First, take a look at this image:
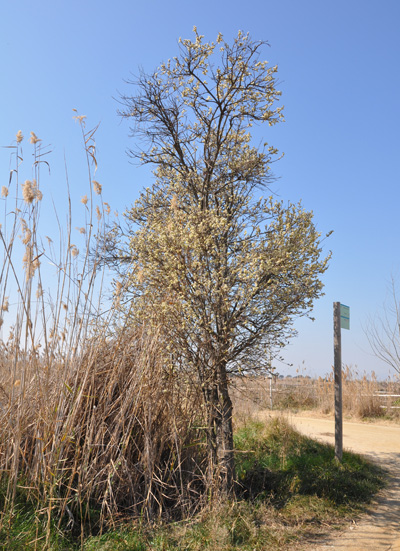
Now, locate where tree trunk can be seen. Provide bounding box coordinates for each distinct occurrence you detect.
[217,366,235,495]
[203,365,235,498]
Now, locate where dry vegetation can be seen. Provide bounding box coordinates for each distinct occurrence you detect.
[0,125,388,550]
[231,367,400,421]
[0,124,212,546]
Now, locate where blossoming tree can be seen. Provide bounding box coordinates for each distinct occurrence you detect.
[116,29,329,495]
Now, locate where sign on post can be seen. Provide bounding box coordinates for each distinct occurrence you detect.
[340,304,350,330]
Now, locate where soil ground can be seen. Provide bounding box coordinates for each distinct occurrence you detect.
[260,411,400,550]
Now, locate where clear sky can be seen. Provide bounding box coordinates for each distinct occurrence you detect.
[1,0,399,379]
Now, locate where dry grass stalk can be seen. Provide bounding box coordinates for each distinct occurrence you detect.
[0,122,209,545]
[231,367,400,420]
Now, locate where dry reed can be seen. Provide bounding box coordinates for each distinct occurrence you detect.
[231,367,400,421]
[0,121,208,546]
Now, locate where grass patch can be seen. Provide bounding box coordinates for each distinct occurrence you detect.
[0,486,77,551]
[234,417,385,506]
[0,418,386,550]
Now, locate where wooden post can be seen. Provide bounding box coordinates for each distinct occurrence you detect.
[333,302,343,462]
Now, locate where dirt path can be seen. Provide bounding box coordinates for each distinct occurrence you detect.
[261,412,400,550]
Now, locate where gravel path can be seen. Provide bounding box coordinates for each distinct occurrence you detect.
[262,412,400,551]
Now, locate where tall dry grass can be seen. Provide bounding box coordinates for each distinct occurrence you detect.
[0,121,207,545]
[315,365,400,418]
[231,367,400,420]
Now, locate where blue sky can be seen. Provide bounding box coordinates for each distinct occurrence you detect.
[1,0,399,378]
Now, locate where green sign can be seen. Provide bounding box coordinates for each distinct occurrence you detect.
[340,304,350,330]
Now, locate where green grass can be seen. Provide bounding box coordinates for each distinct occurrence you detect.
[234,417,384,506]
[0,417,386,550]
[0,491,75,551]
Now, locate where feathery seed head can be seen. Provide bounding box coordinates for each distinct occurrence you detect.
[73,114,86,124]
[1,186,9,198]
[22,179,42,204]
[93,180,102,195]
[16,130,24,143]
[22,228,32,245]
[70,245,79,257]
[23,244,39,281]
[30,132,40,144]
[22,180,35,204]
